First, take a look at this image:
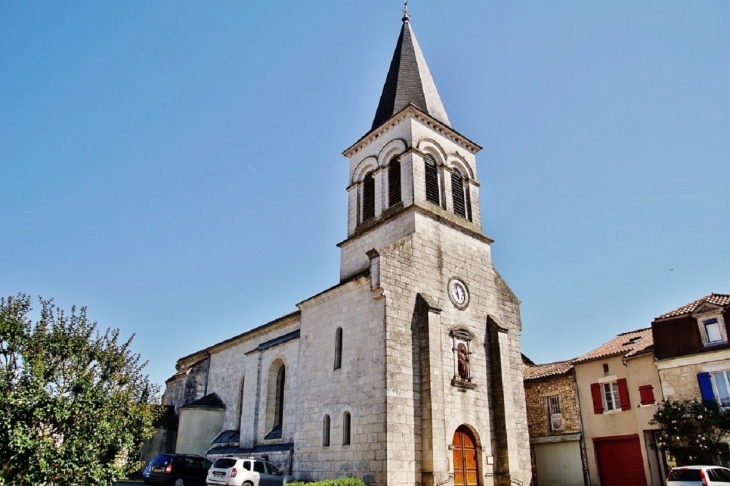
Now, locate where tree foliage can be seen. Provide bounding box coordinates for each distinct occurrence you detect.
[650,398,730,466]
[0,294,161,486]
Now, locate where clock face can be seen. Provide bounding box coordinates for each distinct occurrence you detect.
[449,279,469,308]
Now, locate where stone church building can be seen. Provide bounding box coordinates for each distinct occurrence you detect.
[162,13,531,486]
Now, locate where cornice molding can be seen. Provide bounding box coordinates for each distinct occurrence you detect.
[343,105,481,158]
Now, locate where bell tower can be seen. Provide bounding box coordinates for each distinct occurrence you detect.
[336,11,532,486]
[339,12,487,281]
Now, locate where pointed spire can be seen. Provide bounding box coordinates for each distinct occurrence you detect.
[371,12,451,131]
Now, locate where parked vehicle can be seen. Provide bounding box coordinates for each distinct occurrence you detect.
[143,453,213,486]
[666,466,730,485]
[206,457,292,486]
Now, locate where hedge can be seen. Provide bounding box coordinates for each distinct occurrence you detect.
[287,478,367,486]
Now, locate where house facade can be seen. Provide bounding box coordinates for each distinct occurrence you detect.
[160,13,531,486]
[652,293,730,407]
[573,329,664,486]
[523,358,587,486]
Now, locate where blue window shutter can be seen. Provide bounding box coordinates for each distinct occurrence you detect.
[698,372,715,404]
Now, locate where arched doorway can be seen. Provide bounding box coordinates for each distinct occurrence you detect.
[452,425,480,486]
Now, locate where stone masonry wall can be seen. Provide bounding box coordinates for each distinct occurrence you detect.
[294,275,387,485]
[205,316,300,444]
[658,354,730,401]
[377,212,531,486]
[524,373,581,438]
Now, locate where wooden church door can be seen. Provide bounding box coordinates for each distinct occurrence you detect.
[452,425,480,486]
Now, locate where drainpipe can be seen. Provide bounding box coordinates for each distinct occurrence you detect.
[572,368,591,486]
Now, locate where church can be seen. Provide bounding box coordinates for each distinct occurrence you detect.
[161,11,531,486]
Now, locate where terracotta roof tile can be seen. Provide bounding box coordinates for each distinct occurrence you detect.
[574,328,653,364]
[523,360,574,381]
[655,293,730,320]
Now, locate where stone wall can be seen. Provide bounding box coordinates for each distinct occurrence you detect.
[524,373,581,438]
[377,212,531,486]
[294,275,387,485]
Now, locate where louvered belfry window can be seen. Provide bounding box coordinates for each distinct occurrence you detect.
[452,170,467,219]
[388,159,401,208]
[424,156,440,205]
[362,173,375,222]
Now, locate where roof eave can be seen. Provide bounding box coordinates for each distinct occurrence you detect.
[343,104,481,159]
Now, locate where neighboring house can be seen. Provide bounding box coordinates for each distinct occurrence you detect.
[573,328,664,486]
[158,13,532,486]
[652,293,730,406]
[523,357,587,486]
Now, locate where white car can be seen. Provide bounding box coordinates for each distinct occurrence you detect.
[206,457,292,486]
[666,465,730,485]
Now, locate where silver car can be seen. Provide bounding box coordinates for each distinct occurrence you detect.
[206,457,292,486]
[666,466,730,485]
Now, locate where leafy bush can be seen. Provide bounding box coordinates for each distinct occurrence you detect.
[287,478,367,486]
[0,294,161,486]
[650,398,730,465]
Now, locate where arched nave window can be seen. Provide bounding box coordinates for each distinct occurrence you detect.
[323,415,331,447]
[236,377,245,429]
[274,366,285,430]
[265,361,286,439]
[343,411,351,446]
[334,327,343,370]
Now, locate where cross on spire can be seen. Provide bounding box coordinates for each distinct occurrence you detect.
[402,0,410,22]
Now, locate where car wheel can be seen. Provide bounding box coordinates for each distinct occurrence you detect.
[244,481,254,486]
[174,478,185,486]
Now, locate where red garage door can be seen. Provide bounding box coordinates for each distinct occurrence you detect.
[595,435,646,486]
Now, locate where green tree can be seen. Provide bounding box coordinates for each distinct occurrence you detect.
[650,398,730,465]
[0,294,161,486]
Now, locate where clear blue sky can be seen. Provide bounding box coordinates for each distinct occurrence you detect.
[1,1,728,388]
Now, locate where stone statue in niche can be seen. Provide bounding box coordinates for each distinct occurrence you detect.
[450,328,476,390]
[457,343,469,380]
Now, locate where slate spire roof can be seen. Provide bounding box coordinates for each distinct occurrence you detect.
[371,14,451,131]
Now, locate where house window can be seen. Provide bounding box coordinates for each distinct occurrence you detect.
[699,371,730,408]
[639,385,655,405]
[603,382,621,411]
[362,172,375,223]
[343,412,351,446]
[712,371,730,408]
[698,315,727,346]
[388,159,401,208]
[323,415,330,447]
[424,155,441,206]
[590,378,630,414]
[334,327,342,370]
[547,395,563,432]
[451,170,471,220]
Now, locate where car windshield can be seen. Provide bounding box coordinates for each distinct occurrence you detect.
[668,469,701,481]
[213,458,237,469]
[709,468,730,481]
